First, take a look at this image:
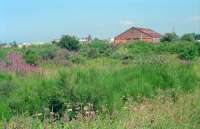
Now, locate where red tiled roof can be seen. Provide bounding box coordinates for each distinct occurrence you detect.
[134,27,161,38]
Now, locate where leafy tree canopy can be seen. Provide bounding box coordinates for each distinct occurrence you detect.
[181,33,195,42]
[161,32,178,42]
[58,35,80,51]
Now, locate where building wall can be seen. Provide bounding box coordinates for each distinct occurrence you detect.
[143,38,153,42]
[114,39,127,44]
[153,38,160,43]
[114,29,153,44]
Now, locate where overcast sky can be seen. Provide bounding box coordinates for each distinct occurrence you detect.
[0,0,200,42]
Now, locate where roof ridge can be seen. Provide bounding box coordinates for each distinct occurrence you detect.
[115,27,161,39]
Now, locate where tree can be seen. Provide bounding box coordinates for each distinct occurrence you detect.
[10,41,18,47]
[181,33,195,41]
[160,32,178,42]
[195,34,200,40]
[51,40,57,44]
[58,35,80,51]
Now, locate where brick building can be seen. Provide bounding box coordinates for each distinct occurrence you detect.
[114,27,161,44]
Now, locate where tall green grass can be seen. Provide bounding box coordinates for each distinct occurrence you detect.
[0,41,200,123]
[0,60,198,119]
[2,87,200,129]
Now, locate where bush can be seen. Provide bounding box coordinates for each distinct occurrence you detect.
[127,41,155,53]
[80,40,112,58]
[111,42,156,61]
[58,35,80,51]
[0,81,13,97]
[10,41,18,48]
[161,32,178,42]
[23,50,38,65]
[181,33,195,42]
[0,74,13,98]
[0,101,11,120]
[67,54,85,64]
[195,34,200,40]
[155,42,179,53]
[48,95,64,114]
[40,49,56,60]
[179,43,199,60]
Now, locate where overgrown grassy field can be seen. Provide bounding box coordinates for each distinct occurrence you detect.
[0,41,200,128]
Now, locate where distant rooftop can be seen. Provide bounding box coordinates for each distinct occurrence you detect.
[133,27,161,38]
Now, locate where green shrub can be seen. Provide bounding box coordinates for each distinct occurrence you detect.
[87,48,98,58]
[178,42,199,60]
[0,81,13,97]
[181,33,195,42]
[23,49,38,65]
[156,41,199,59]
[48,95,64,114]
[127,41,155,53]
[0,74,13,98]
[81,40,112,58]
[40,49,56,60]
[58,35,80,51]
[155,42,181,53]
[0,101,11,120]
[67,54,85,64]
[195,34,200,40]
[161,32,179,42]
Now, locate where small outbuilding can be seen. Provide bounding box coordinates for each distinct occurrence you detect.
[114,27,161,44]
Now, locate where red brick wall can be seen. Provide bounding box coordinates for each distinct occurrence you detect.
[114,39,127,44]
[143,38,153,42]
[114,28,153,44]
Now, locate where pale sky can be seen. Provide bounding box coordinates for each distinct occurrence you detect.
[0,0,200,42]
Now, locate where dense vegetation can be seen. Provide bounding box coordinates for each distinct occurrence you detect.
[0,39,200,128]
